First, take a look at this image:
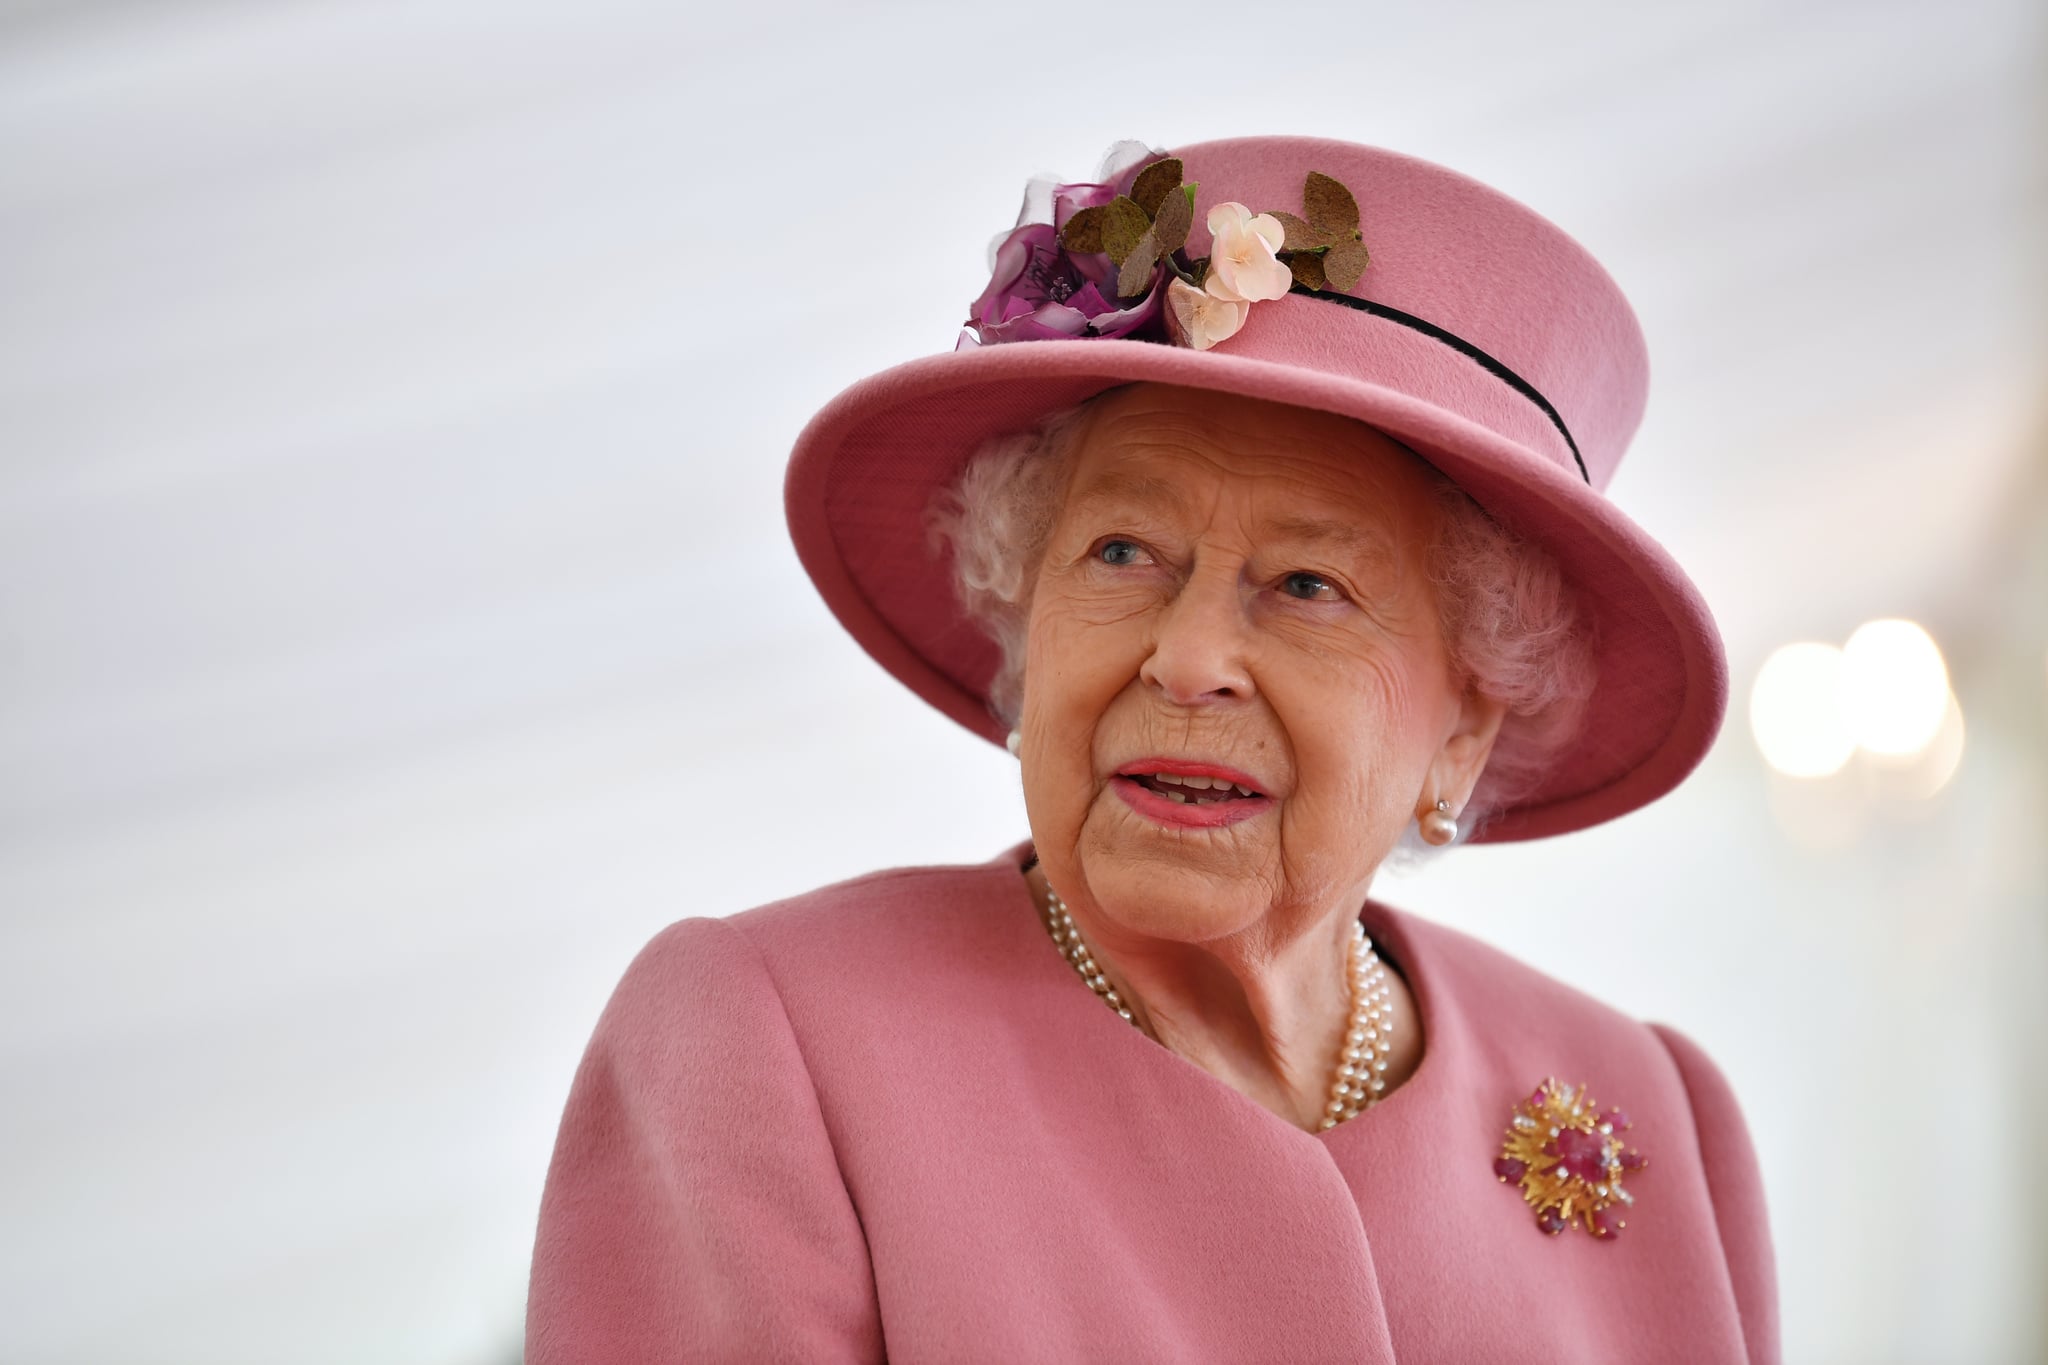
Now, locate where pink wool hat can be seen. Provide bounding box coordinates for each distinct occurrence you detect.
[783,135,1728,843]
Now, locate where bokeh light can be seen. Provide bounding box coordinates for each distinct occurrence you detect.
[1750,642,1858,778]
[1866,687,1968,803]
[1840,618,1951,756]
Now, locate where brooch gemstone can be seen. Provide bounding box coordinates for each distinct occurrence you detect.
[1494,1078,1646,1240]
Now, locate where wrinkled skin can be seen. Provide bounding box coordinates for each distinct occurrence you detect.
[1015,382,1508,1132]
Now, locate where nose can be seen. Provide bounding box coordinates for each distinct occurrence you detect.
[1138,562,1256,707]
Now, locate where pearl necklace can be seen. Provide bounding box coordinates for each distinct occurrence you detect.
[1039,882,1396,1129]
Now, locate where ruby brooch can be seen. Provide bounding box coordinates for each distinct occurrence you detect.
[1493,1078,1647,1240]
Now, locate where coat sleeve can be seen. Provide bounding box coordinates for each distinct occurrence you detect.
[525,915,886,1364]
[1650,1022,1781,1365]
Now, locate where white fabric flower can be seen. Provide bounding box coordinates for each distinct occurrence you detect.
[1203,202,1292,303]
[1166,277,1251,350]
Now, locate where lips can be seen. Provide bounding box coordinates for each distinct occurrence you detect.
[1111,758,1274,829]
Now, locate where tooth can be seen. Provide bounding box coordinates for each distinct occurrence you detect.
[1182,775,1216,790]
[1233,783,1253,796]
[1166,790,1189,804]
[1153,773,1185,787]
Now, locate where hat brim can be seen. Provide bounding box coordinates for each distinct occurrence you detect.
[785,335,1728,843]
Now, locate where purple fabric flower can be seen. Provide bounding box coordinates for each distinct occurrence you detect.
[958,180,1166,349]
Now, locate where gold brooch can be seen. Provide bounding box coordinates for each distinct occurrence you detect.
[1494,1078,1646,1239]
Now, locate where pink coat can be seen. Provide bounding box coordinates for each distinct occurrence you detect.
[526,840,1779,1363]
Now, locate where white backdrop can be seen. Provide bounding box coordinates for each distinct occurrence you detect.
[2,1,2044,1361]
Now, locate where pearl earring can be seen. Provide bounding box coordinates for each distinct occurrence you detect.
[1006,729,1023,757]
[1420,798,1458,846]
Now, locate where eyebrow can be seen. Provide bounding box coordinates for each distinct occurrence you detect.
[1070,476,1396,559]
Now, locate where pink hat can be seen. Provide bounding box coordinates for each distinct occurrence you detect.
[784,135,1728,843]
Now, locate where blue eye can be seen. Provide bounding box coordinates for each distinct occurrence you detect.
[1098,539,1143,566]
[1283,571,1337,600]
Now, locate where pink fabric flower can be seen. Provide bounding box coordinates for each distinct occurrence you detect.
[1203,202,1291,304]
[1165,277,1251,351]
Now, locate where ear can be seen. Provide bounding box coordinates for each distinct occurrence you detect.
[1420,683,1510,817]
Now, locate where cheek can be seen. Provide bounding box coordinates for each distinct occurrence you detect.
[1017,584,1153,818]
[1278,641,1444,819]
[1023,584,1146,718]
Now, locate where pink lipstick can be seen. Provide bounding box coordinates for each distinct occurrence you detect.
[1110,758,1274,830]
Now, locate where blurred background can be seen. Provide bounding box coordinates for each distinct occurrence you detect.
[2,0,2043,1361]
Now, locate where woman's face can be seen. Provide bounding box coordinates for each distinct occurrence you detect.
[1018,382,1497,940]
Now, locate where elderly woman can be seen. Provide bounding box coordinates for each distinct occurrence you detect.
[525,136,1778,1363]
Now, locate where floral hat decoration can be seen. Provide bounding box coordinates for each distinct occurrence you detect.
[963,139,1372,353]
[783,136,1730,842]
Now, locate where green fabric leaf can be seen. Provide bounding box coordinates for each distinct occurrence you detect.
[1060,205,1107,254]
[1303,171,1360,236]
[1322,238,1370,292]
[1150,180,1192,254]
[1117,229,1161,297]
[1129,158,1184,217]
[1269,211,1335,251]
[1286,251,1328,291]
[1101,195,1151,264]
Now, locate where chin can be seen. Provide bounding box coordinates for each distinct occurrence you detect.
[1081,837,1274,933]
